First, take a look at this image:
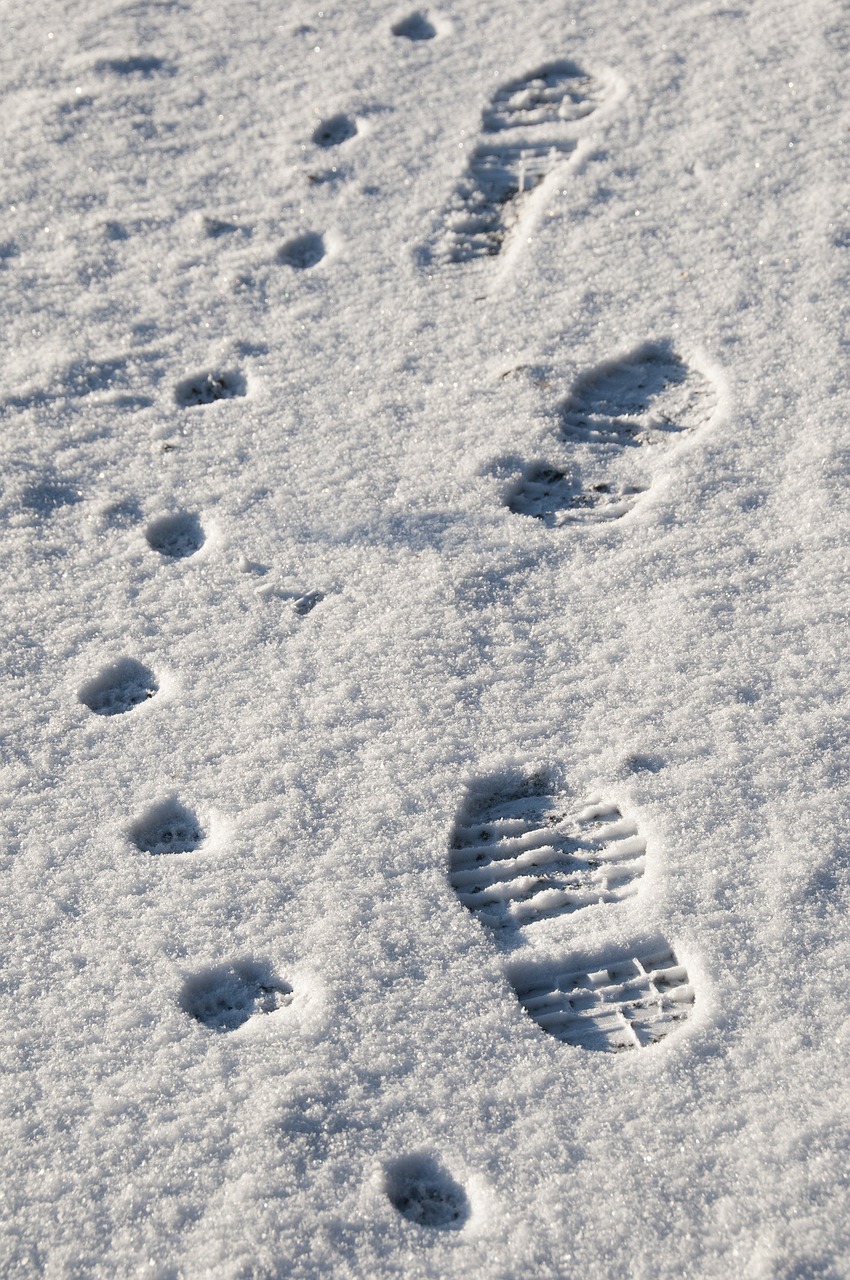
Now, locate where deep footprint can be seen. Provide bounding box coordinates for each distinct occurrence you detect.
[511,945,695,1051]
[146,512,205,558]
[79,658,158,716]
[130,797,205,855]
[430,61,609,266]
[508,342,718,524]
[449,771,645,931]
[182,961,293,1031]
[385,1155,470,1229]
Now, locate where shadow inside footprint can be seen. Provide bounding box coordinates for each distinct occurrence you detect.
[174,370,246,407]
[79,658,158,716]
[130,797,205,855]
[312,114,357,147]
[385,1155,469,1229]
[391,11,437,39]
[277,233,326,269]
[146,512,205,558]
[509,944,695,1051]
[182,960,293,1032]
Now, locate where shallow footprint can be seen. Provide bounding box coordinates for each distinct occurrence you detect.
[130,797,205,855]
[508,342,718,524]
[430,60,611,267]
[510,944,695,1052]
[79,658,158,716]
[175,369,246,407]
[278,232,325,269]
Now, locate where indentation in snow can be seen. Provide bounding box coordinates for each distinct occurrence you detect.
[182,961,293,1032]
[145,512,205,559]
[130,797,205,855]
[385,1154,470,1229]
[79,658,158,717]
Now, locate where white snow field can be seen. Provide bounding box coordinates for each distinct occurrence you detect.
[1,0,849,1274]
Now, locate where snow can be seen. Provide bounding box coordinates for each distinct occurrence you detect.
[1,0,849,1275]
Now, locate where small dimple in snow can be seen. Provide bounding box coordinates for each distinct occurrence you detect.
[182,961,293,1032]
[312,114,357,147]
[79,658,158,717]
[145,512,205,559]
[174,369,246,407]
[385,1155,470,1229]
[277,232,325,269]
[130,798,205,855]
[391,12,437,40]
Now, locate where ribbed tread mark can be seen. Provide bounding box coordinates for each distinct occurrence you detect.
[431,60,608,266]
[449,780,645,931]
[439,141,576,265]
[483,62,606,131]
[513,947,695,1051]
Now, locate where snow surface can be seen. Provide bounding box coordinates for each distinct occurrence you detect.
[1,0,850,1275]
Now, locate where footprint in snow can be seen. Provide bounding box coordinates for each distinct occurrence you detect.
[146,511,205,558]
[427,60,613,267]
[79,658,158,717]
[312,114,357,148]
[511,945,694,1052]
[507,341,718,524]
[182,961,293,1032]
[174,369,246,407]
[277,232,326,270]
[130,797,205,855]
[391,11,438,40]
[449,767,694,1051]
[385,1154,470,1229]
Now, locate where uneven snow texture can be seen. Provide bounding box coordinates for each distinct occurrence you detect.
[1,0,850,1276]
